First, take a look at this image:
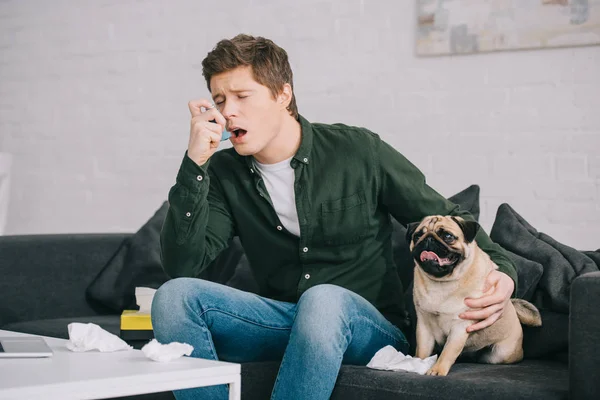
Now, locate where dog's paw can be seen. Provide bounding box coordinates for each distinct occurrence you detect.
[425,363,450,376]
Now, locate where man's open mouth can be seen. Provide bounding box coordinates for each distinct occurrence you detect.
[229,127,248,138]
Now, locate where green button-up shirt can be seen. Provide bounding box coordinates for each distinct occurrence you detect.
[161,115,518,330]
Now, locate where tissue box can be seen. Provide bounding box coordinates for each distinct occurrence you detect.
[120,310,154,341]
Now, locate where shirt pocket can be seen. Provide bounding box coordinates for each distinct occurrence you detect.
[321,190,369,246]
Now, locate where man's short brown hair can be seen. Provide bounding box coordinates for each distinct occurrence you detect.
[202,34,298,119]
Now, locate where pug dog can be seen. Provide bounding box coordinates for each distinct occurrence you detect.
[407,215,541,376]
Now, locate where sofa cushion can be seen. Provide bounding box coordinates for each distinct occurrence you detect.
[0,234,128,326]
[241,359,567,400]
[522,310,569,359]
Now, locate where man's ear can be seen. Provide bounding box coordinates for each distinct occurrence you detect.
[405,222,421,244]
[278,83,293,109]
[451,217,480,243]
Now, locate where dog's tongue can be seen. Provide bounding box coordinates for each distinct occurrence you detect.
[420,251,452,266]
[420,251,440,263]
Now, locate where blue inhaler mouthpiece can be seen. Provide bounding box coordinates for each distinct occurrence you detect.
[210,103,231,142]
[208,103,230,141]
[210,119,231,141]
[221,129,231,141]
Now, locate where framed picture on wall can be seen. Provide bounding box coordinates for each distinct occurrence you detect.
[416,0,600,56]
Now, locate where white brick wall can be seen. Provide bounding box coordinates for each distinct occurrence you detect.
[1,0,599,250]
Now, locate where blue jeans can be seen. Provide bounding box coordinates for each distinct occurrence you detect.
[151,279,409,400]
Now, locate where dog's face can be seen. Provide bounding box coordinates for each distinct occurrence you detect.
[407,216,479,279]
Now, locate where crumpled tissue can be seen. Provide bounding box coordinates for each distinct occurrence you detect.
[367,345,438,375]
[141,339,194,362]
[66,322,132,352]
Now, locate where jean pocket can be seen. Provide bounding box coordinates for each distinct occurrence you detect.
[321,190,369,246]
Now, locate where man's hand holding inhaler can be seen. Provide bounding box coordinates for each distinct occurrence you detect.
[187,99,227,167]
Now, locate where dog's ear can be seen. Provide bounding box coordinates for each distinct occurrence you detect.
[405,222,421,244]
[451,217,480,243]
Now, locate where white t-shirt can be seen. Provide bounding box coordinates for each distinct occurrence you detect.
[253,157,300,237]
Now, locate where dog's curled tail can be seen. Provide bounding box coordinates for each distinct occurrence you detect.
[511,299,542,327]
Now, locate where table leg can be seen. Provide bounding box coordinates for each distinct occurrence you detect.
[229,375,241,400]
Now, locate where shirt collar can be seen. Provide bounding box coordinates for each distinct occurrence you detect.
[293,114,313,166]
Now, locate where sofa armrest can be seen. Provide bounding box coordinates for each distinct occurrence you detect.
[0,233,130,326]
[569,271,600,400]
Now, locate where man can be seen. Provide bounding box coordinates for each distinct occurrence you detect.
[152,34,518,400]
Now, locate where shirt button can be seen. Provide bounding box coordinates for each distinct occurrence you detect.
[185,212,191,217]
[303,247,308,253]
[305,274,310,279]
[277,225,283,231]
[196,175,203,181]
[303,157,308,162]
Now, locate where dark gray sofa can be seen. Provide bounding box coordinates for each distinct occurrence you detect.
[1,232,599,400]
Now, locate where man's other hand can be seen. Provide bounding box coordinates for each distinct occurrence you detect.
[459,270,514,333]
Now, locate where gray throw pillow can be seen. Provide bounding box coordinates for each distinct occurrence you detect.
[490,203,599,360]
[502,250,543,302]
[86,202,170,312]
[86,202,248,312]
[583,250,600,268]
[490,203,598,314]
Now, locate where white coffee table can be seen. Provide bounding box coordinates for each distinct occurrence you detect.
[0,330,241,400]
